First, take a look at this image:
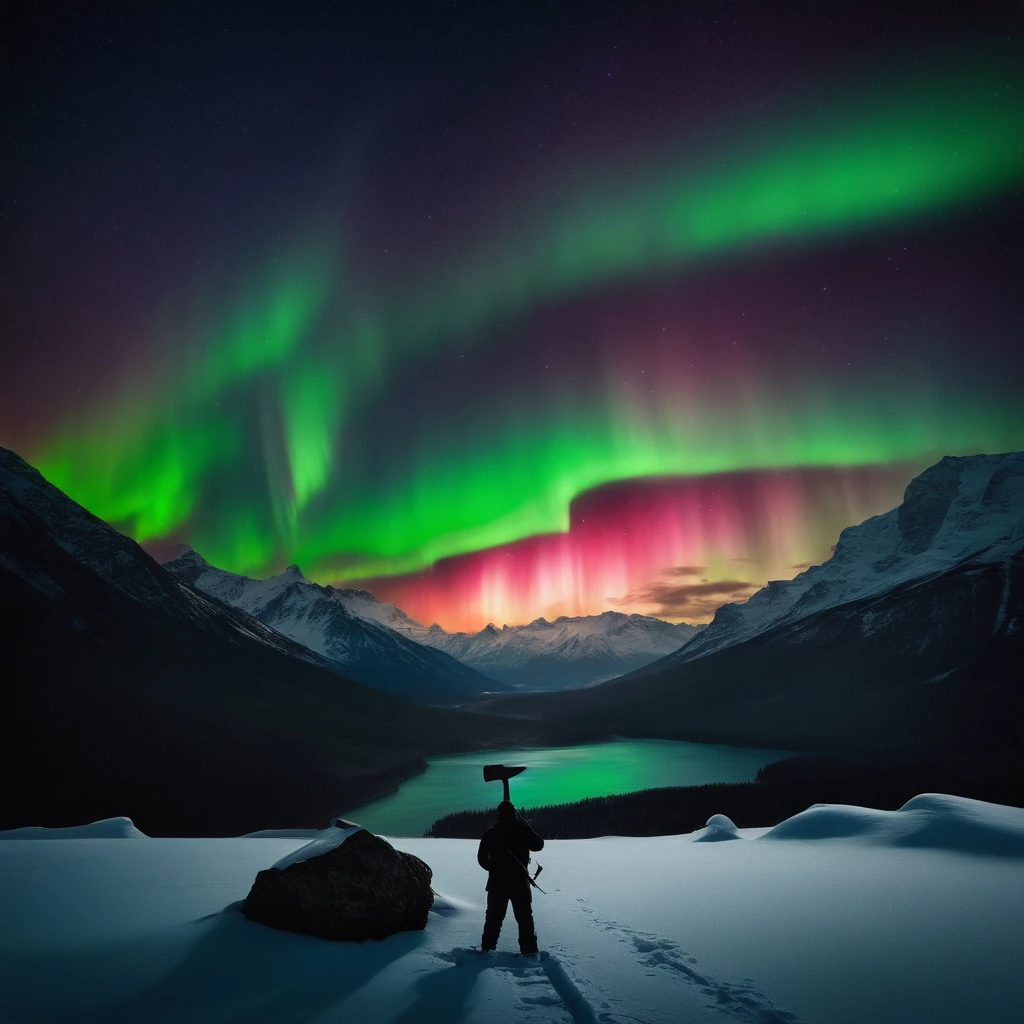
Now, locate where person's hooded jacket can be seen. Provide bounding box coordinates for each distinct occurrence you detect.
[477,802,544,891]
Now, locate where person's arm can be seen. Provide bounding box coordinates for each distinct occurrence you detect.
[477,831,492,871]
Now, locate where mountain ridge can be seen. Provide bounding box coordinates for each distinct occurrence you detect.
[416,609,705,689]
[0,446,527,835]
[480,451,1023,755]
[628,452,1023,680]
[164,550,505,703]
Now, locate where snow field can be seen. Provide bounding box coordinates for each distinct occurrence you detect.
[1,796,1022,1023]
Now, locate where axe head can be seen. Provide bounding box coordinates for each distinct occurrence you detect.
[483,764,527,784]
[483,763,527,802]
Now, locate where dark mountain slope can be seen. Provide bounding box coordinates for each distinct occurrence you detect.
[483,559,1022,754]
[0,448,528,835]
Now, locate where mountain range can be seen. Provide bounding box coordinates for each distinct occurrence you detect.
[164,551,503,703]
[633,452,1024,677]
[161,555,704,691]
[0,446,526,835]
[482,452,1023,756]
[418,613,704,689]
[4,443,1020,833]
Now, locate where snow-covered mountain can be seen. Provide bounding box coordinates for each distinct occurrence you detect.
[331,589,419,634]
[315,588,703,689]
[165,551,504,702]
[418,612,704,689]
[0,446,330,664]
[0,445,526,835]
[487,452,1023,756]
[639,452,1024,676]
[331,588,425,635]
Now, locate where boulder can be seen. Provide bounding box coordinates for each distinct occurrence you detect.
[242,825,433,941]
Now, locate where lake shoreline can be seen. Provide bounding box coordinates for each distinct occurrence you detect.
[341,737,796,837]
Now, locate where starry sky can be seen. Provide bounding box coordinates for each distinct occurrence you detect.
[4,3,1023,630]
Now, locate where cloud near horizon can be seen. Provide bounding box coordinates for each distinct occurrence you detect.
[613,572,759,621]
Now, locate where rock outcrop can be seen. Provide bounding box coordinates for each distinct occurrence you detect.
[242,825,433,941]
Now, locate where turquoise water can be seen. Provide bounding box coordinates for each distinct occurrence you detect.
[342,738,793,836]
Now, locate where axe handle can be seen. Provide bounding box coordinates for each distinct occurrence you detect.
[508,851,546,894]
[502,778,510,802]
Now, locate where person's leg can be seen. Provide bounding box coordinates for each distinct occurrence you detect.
[510,887,538,954]
[481,889,509,950]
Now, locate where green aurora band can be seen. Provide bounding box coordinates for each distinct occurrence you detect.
[32,59,1024,581]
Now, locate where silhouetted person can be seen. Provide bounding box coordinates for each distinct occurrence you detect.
[477,800,544,954]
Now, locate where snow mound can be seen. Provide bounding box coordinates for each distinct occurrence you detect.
[270,822,363,870]
[692,813,741,842]
[240,828,322,839]
[0,816,148,840]
[763,794,1024,856]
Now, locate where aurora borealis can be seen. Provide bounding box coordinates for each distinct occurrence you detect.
[5,4,1023,630]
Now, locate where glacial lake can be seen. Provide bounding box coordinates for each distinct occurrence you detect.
[341,738,794,836]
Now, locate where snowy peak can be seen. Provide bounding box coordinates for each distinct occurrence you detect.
[163,552,502,701]
[417,609,704,689]
[330,587,426,634]
[1,446,182,612]
[0,446,355,668]
[162,548,213,585]
[651,451,1024,670]
[893,453,1023,560]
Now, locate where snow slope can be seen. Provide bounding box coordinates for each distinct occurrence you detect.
[0,447,326,663]
[2,795,1022,1024]
[332,588,426,635]
[165,551,503,702]
[645,452,1024,673]
[420,612,704,689]
[0,817,148,840]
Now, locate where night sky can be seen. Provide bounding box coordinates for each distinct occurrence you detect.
[4,3,1023,630]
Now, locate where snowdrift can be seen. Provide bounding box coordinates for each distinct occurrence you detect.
[691,813,742,842]
[763,793,1024,855]
[0,816,148,840]
[241,828,322,839]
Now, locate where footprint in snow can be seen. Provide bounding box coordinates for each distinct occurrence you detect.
[583,917,803,1023]
[446,948,617,1024]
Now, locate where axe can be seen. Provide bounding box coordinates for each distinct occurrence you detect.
[483,763,527,802]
